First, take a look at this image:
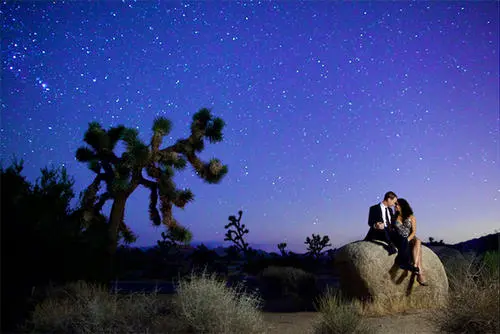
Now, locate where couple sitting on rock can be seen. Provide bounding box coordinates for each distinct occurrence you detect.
[365,191,428,286]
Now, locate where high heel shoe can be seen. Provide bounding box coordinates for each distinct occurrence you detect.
[416,271,428,286]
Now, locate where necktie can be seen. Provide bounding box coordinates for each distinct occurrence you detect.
[385,207,391,225]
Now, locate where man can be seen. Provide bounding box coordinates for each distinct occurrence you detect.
[364,191,417,272]
[365,191,399,254]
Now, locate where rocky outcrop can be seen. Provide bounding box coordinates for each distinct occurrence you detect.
[334,240,448,313]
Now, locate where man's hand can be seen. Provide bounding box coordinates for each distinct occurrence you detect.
[374,222,385,230]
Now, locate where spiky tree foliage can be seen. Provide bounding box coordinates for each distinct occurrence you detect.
[224,210,250,256]
[304,233,332,259]
[144,109,228,237]
[76,123,143,262]
[76,108,228,266]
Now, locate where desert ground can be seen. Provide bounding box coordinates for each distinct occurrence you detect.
[263,309,441,334]
[157,288,442,334]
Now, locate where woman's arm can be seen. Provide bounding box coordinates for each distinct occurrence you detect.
[408,215,417,241]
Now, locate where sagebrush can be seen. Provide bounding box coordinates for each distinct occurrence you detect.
[173,269,265,334]
[312,287,372,334]
[21,281,175,334]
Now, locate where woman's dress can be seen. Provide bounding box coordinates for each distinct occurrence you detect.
[395,217,413,239]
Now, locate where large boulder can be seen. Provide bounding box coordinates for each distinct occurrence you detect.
[334,240,448,314]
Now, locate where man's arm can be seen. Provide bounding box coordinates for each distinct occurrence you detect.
[368,205,385,230]
[368,206,378,227]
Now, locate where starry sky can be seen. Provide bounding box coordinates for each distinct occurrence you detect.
[1,1,499,253]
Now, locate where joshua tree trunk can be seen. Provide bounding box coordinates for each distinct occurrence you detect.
[107,195,127,279]
[109,196,127,256]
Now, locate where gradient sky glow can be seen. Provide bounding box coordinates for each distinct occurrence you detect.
[1,1,499,253]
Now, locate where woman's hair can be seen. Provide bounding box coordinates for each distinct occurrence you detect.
[397,198,414,221]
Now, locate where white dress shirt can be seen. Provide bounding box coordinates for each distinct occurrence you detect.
[379,202,391,227]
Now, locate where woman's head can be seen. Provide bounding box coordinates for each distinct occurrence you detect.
[395,198,413,219]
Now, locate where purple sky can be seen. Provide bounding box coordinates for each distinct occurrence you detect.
[1,1,498,253]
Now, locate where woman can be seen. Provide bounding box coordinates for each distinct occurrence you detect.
[394,198,428,286]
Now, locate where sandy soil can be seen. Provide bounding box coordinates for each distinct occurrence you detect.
[158,293,442,333]
[263,309,442,334]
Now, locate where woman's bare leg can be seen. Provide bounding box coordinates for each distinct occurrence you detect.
[411,238,419,266]
[415,238,427,282]
[414,238,421,268]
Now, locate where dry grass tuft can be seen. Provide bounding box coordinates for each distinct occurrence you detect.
[21,280,176,334]
[173,268,266,334]
[312,287,373,334]
[435,251,499,334]
[357,289,446,317]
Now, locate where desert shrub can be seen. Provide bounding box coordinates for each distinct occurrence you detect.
[189,244,221,271]
[437,251,499,333]
[243,253,273,275]
[258,266,319,310]
[312,287,372,334]
[482,250,499,279]
[22,281,174,334]
[173,269,265,334]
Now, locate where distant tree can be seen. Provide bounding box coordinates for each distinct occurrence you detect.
[156,228,190,256]
[304,234,332,259]
[76,108,228,273]
[427,237,445,246]
[0,159,109,331]
[188,243,220,271]
[277,242,288,256]
[225,245,243,262]
[224,210,250,256]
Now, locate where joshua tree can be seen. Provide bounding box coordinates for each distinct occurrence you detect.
[277,242,288,256]
[76,108,228,267]
[304,233,332,259]
[76,122,145,260]
[224,210,250,256]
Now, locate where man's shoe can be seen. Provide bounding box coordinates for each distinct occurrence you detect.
[387,243,398,255]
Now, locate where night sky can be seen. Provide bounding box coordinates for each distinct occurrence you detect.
[1,1,498,253]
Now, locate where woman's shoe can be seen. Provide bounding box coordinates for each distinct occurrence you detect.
[416,273,428,286]
[417,279,428,286]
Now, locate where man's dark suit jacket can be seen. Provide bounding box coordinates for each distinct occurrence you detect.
[364,203,411,266]
[364,203,394,242]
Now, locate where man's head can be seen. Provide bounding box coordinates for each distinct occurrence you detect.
[382,191,398,206]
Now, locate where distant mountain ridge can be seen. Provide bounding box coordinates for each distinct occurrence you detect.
[136,232,499,255]
[138,241,279,253]
[448,232,499,254]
